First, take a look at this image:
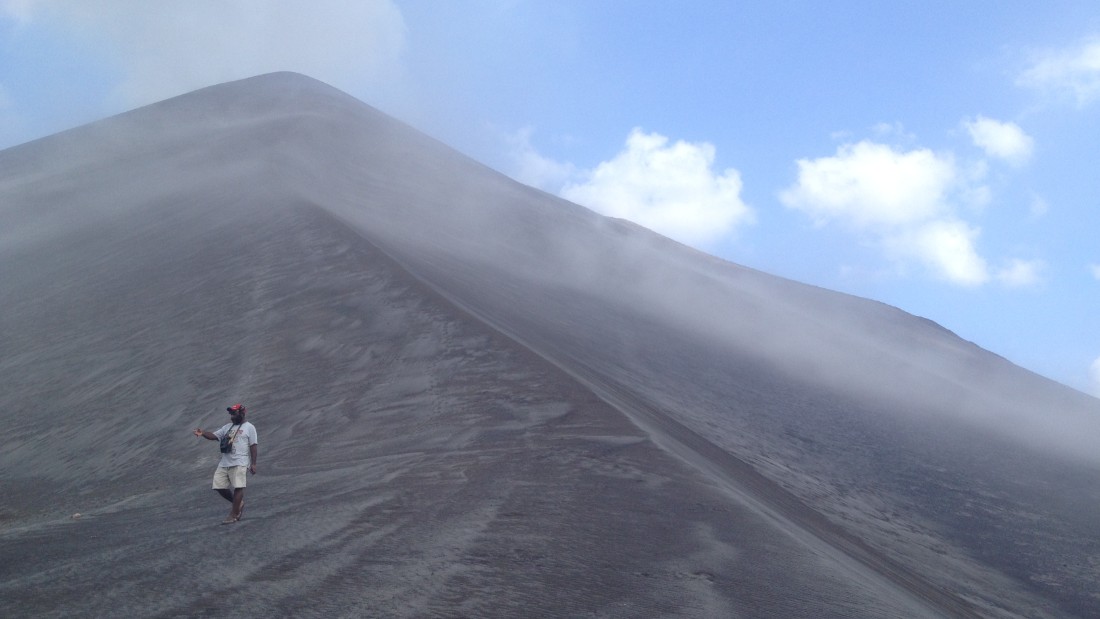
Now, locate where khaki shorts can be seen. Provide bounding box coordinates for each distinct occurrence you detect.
[212,466,248,489]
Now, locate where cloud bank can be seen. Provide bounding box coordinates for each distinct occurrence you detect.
[780,130,1046,289]
[780,140,995,286]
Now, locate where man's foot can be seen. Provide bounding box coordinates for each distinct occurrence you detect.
[221,517,238,525]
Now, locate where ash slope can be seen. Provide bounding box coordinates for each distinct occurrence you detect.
[1,72,1098,617]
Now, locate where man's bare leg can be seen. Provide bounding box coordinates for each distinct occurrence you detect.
[230,487,244,520]
[216,488,234,502]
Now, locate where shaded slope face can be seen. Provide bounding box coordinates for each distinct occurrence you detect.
[1,72,1098,617]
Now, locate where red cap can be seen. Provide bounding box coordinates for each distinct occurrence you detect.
[227,404,246,413]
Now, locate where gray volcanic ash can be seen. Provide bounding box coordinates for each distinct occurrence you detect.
[1,72,1098,618]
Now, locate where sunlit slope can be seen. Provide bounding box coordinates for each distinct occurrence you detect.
[2,72,1098,617]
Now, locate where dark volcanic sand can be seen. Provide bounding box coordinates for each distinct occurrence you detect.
[3,73,1099,618]
[0,203,935,617]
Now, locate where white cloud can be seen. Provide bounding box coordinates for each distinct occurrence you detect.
[964,116,1033,166]
[886,220,989,287]
[1018,38,1100,106]
[561,128,753,248]
[6,1,407,108]
[1090,357,1100,397]
[780,141,956,230]
[780,140,994,286]
[997,258,1044,288]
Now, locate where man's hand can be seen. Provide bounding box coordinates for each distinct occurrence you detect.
[249,464,257,475]
[193,428,203,437]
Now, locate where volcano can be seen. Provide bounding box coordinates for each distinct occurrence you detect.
[2,72,1098,618]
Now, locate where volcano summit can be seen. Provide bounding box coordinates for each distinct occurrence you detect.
[1,73,1098,618]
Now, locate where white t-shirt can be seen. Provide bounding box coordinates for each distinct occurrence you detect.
[214,421,258,468]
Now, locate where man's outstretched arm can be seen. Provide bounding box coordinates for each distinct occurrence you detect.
[194,428,218,440]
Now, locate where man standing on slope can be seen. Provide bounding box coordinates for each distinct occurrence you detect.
[194,404,258,524]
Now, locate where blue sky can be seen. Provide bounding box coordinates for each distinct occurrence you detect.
[2,1,1099,395]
